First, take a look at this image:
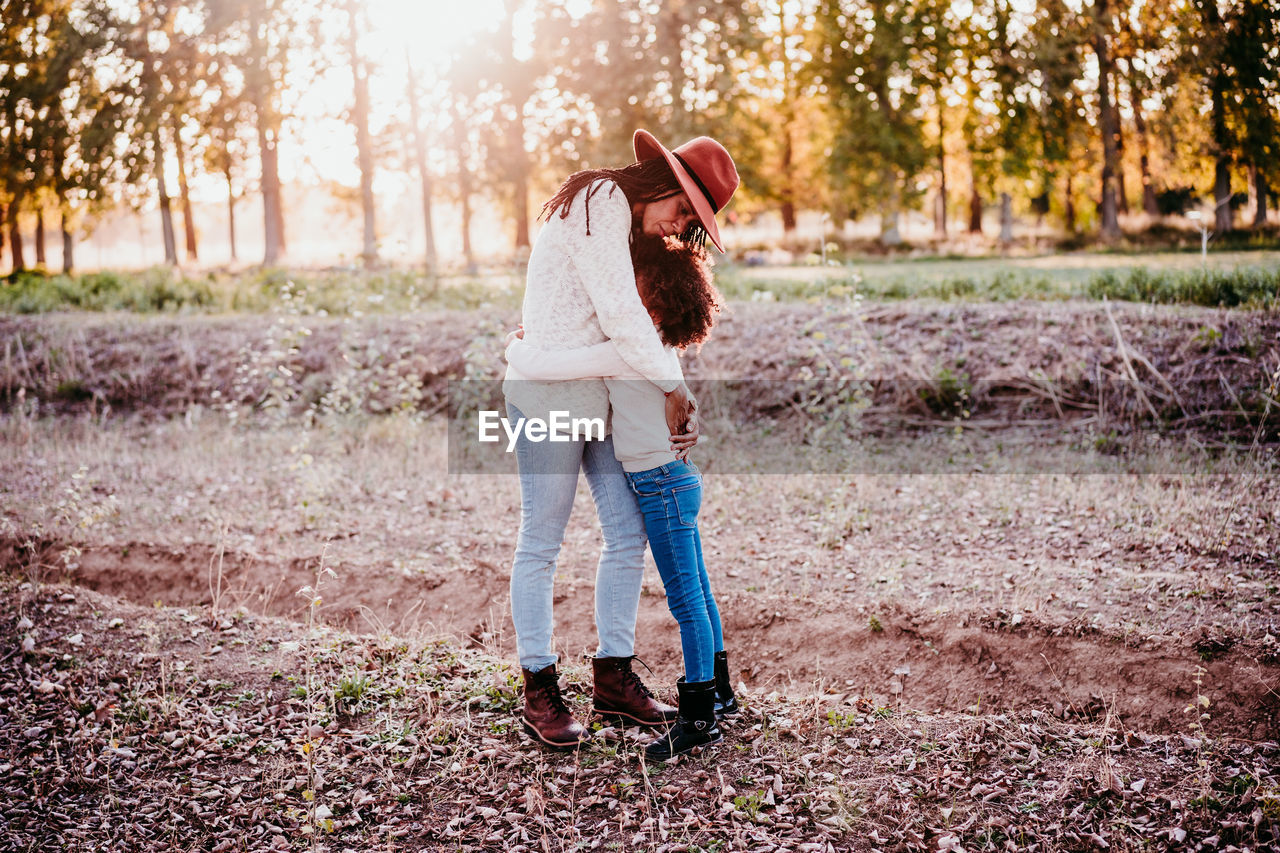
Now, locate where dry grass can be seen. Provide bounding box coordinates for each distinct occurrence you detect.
[3,577,1276,852]
[2,413,1276,641]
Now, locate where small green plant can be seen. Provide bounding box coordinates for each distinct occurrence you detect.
[334,673,372,712]
[732,790,767,821]
[826,709,858,732]
[868,614,884,633]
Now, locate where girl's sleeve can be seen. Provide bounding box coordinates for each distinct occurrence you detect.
[506,339,636,381]
[566,184,684,392]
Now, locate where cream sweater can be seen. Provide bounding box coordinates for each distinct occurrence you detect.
[506,339,681,473]
[502,180,682,428]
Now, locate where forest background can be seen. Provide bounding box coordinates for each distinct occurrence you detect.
[2,0,1279,277]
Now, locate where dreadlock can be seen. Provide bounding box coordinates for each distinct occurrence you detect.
[541,158,708,249]
[630,234,722,351]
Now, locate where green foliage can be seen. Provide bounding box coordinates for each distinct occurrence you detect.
[1085,266,1280,307]
[918,366,973,419]
[0,267,522,315]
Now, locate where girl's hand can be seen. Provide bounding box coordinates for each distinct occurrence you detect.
[668,386,700,457]
[504,325,525,349]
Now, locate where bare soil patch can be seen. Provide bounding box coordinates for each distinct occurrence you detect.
[6,535,1277,740]
[3,301,1277,438]
[4,577,1277,852]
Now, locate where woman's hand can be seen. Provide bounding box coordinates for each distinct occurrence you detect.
[665,384,700,458]
[504,325,525,351]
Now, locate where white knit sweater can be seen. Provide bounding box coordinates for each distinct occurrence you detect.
[506,338,681,472]
[503,180,682,428]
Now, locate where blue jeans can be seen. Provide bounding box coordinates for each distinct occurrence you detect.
[625,459,723,684]
[508,403,649,672]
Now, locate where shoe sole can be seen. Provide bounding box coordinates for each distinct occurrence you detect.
[644,733,724,762]
[593,707,676,729]
[521,720,589,751]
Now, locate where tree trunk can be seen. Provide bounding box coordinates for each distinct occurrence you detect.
[153,127,178,265]
[1093,0,1121,240]
[257,124,282,264]
[1120,56,1158,215]
[0,203,6,265]
[6,197,24,272]
[968,183,982,233]
[346,0,377,265]
[461,191,476,273]
[1065,170,1077,232]
[512,164,530,252]
[780,117,797,233]
[999,192,1014,243]
[60,209,74,274]
[1211,78,1233,234]
[249,4,284,265]
[173,120,198,260]
[449,96,477,273]
[224,164,238,263]
[34,208,46,266]
[880,173,903,246]
[405,53,437,276]
[1110,72,1128,215]
[1252,163,1269,227]
[1200,1,1233,234]
[777,5,798,236]
[935,104,947,238]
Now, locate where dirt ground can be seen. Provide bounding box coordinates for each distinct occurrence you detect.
[2,298,1278,850]
[2,298,1280,737]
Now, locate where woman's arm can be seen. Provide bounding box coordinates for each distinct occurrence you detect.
[567,184,684,392]
[505,338,639,382]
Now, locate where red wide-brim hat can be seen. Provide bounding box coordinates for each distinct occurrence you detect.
[633,129,739,252]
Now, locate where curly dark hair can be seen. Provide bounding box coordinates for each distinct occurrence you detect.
[541,159,709,248]
[630,235,722,350]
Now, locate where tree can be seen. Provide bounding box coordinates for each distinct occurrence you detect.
[208,0,308,265]
[202,86,252,262]
[1222,0,1280,228]
[813,0,928,244]
[344,0,377,264]
[907,0,964,238]
[0,0,45,271]
[44,1,129,273]
[1089,0,1122,240]
[404,54,438,275]
[446,0,544,253]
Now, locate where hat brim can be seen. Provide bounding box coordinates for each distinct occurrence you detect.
[633,129,725,252]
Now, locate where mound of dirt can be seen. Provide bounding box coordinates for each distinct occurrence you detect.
[4,576,1277,852]
[2,301,1276,437]
[8,537,1276,740]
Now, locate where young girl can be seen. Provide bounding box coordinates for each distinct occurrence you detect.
[505,234,737,761]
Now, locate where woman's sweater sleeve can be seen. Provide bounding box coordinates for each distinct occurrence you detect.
[506,339,636,381]
[567,184,684,392]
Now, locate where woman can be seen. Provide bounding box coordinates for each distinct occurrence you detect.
[504,129,739,750]
[507,234,738,760]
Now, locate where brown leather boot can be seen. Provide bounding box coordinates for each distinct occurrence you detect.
[521,666,589,750]
[592,656,678,727]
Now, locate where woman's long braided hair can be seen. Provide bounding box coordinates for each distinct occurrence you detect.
[540,158,710,248]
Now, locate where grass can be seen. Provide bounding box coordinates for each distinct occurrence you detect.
[717,249,1280,307]
[2,409,1275,651]
[0,265,524,315]
[1,248,1277,315]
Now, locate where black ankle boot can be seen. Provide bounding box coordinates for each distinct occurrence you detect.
[713,650,739,718]
[644,679,722,762]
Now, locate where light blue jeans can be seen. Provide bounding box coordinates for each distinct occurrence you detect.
[507,402,649,672]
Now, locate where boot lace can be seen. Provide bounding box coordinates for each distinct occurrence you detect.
[621,656,657,699]
[534,670,572,715]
